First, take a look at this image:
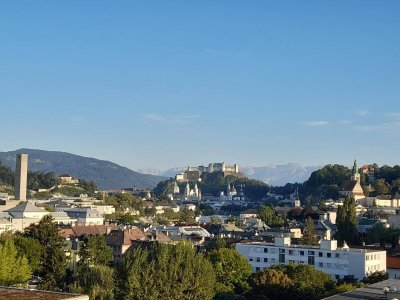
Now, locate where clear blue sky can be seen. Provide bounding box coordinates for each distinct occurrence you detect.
[1,1,399,170]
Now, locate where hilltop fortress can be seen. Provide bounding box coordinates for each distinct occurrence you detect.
[175,162,244,182]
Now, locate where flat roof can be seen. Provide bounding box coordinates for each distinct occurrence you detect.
[0,287,88,300]
[236,242,386,253]
[323,279,400,300]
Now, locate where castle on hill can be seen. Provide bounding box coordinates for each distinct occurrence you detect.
[175,162,243,182]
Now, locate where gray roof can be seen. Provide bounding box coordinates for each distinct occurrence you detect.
[323,278,399,299]
[5,202,45,213]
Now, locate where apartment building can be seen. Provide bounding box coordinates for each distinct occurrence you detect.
[236,237,386,281]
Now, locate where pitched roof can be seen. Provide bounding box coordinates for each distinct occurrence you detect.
[387,256,400,269]
[340,180,358,191]
[6,202,45,213]
[105,228,148,246]
[59,224,118,238]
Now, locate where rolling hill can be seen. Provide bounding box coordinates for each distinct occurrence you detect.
[0,149,166,190]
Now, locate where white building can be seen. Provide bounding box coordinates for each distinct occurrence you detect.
[64,208,104,226]
[235,237,386,281]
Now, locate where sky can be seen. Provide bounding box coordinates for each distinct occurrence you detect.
[1,1,399,170]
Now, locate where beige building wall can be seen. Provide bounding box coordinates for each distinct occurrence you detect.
[15,154,28,201]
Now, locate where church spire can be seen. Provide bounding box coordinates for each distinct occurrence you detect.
[351,159,360,182]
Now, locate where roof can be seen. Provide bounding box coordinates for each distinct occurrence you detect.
[0,287,88,300]
[59,224,118,238]
[5,203,45,213]
[387,256,400,269]
[240,209,258,215]
[322,279,400,300]
[105,228,148,246]
[340,180,358,191]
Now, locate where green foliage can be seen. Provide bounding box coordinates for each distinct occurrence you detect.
[13,235,43,273]
[0,239,32,286]
[302,217,319,246]
[0,161,14,186]
[257,205,285,227]
[52,185,85,197]
[117,212,139,225]
[119,242,216,300]
[79,234,114,267]
[336,195,358,246]
[247,268,292,299]
[270,264,336,299]
[33,191,53,200]
[335,283,357,293]
[199,203,214,216]
[24,215,67,291]
[372,179,390,196]
[208,248,252,294]
[362,271,389,284]
[28,171,58,190]
[78,179,98,196]
[105,193,144,215]
[365,223,400,247]
[70,264,115,300]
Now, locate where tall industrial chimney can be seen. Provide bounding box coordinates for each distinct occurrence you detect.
[15,154,28,201]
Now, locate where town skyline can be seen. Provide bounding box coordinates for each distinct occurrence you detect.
[1,1,399,170]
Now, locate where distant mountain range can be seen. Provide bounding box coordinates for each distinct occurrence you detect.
[138,163,320,186]
[0,149,166,190]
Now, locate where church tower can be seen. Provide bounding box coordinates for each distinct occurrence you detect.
[351,159,361,183]
[184,182,190,198]
[173,181,180,194]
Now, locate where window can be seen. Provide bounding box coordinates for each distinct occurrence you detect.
[256,267,260,271]
[319,252,323,257]
[289,250,294,255]
[256,247,261,252]
[308,251,315,255]
[318,262,323,268]
[249,258,253,262]
[327,253,331,258]
[264,258,268,263]
[299,251,305,256]
[366,255,369,261]
[279,248,285,254]
[335,253,340,259]
[256,257,261,262]
[289,260,295,264]
[327,263,332,268]
[271,258,276,263]
[264,248,268,253]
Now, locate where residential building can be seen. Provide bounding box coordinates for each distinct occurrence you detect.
[236,237,386,280]
[65,208,104,226]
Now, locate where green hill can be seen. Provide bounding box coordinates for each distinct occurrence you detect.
[0,149,166,190]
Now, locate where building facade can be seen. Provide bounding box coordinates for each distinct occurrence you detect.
[236,237,386,281]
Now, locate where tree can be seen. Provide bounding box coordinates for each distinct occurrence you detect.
[13,235,43,273]
[208,248,252,295]
[302,217,319,246]
[257,205,285,227]
[79,234,113,267]
[24,215,67,291]
[270,264,335,299]
[69,264,115,300]
[119,242,216,300]
[0,239,32,286]
[336,195,358,246]
[362,271,389,284]
[247,268,292,299]
[373,179,390,196]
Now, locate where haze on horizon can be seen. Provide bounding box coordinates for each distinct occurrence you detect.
[1,1,399,170]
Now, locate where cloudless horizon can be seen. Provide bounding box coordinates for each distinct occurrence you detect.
[1,1,399,170]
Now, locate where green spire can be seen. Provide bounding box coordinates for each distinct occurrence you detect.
[353,159,358,176]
